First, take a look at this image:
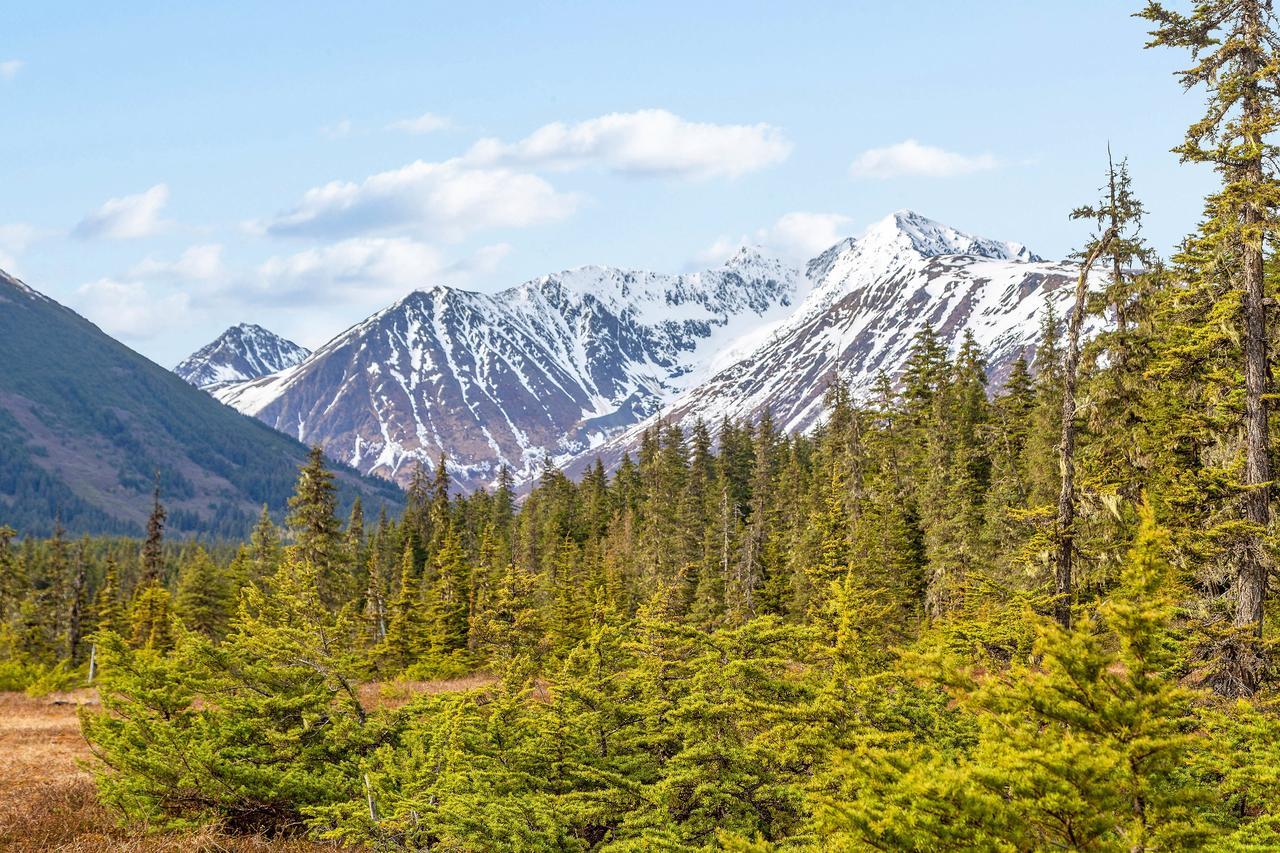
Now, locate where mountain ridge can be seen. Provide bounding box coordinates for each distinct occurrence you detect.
[202,210,1082,492]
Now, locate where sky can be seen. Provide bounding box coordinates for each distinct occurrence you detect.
[0,1,1218,366]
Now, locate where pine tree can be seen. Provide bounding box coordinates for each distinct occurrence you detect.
[140,479,166,584]
[1054,214,1117,628]
[83,550,371,834]
[818,506,1214,849]
[92,556,125,637]
[66,538,89,664]
[174,546,233,639]
[383,540,427,669]
[286,446,347,608]
[345,497,366,603]
[248,505,282,581]
[1141,0,1280,635]
[427,528,471,656]
[0,526,22,623]
[128,582,174,652]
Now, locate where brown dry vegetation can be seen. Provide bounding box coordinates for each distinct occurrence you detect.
[0,675,497,851]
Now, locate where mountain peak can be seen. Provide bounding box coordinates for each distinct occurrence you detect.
[860,209,1040,263]
[175,324,311,390]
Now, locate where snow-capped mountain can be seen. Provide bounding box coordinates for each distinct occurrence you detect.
[564,211,1081,476]
[213,253,799,489]
[175,324,311,390]
[211,210,1084,492]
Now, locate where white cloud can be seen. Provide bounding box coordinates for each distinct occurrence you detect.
[74,277,191,340]
[0,223,42,253]
[388,112,453,134]
[74,184,171,239]
[464,109,792,179]
[760,212,853,260]
[694,211,853,266]
[0,60,22,81]
[259,160,579,240]
[849,139,998,179]
[130,244,224,281]
[255,237,446,304]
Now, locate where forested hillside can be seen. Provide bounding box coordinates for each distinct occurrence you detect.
[0,273,401,537]
[5,1,1280,849]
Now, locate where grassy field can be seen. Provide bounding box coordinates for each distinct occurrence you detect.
[0,675,496,851]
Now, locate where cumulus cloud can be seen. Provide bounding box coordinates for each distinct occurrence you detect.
[0,60,22,81]
[74,184,171,239]
[130,244,224,281]
[760,212,853,259]
[254,237,447,304]
[694,211,853,266]
[258,160,579,240]
[74,277,191,340]
[387,112,453,134]
[849,139,998,179]
[464,109,792,179]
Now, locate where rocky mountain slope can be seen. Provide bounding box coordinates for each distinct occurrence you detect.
[208,211,1083,491]
[648,211,1069,429]
[212,251,798,490]
[175,323,310,390]
[0,270,400,537]
[560,211,1082,476]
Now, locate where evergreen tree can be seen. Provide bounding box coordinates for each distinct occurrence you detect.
[383,540,427,670]
[128,582,174,653]
[92,556,125,637]
[175,546,233,639]
[286,446,347,608]
[1141,0,1280,636]
[140,480,166,584]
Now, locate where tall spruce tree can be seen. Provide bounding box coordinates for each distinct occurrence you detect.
[286,446,347,608]
[140,479,166,585]
[1141,0,1280,635]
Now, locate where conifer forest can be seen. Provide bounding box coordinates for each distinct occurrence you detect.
[11,2,1280,851]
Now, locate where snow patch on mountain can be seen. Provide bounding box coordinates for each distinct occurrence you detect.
[558,211,1081,479]
[214,254,800,489]
[209,210,1084,493]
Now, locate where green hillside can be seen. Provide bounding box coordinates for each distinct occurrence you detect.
[0,271,402,537]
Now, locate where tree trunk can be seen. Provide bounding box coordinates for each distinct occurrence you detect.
[1235,2,1271,636]
[1055,229,1116,629]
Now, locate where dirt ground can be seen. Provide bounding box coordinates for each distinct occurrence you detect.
[0,675,496,851]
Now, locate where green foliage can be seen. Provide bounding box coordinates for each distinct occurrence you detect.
[81,552,376,836]
[174,546,233,639]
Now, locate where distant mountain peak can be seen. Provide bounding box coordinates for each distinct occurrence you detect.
[206,209,1067,494]
[861,210,1041,263]
[175,324,311,390]
[213,256,798,490]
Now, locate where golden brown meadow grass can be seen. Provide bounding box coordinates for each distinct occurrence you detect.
[0,674,497,851]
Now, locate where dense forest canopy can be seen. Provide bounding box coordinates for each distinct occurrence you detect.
[7,1,1280,849]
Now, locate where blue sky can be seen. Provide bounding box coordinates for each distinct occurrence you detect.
[1,1,1216,365]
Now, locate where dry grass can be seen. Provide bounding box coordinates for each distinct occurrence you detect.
[358,672,497,710]
[0,675,493,851]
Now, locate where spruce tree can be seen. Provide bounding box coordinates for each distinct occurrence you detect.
[92,556,125,637]
[174,546,233,639]
[286,446,347,608]
[128,582,174,652]
[1141,0,1280,635]
[140,479,166,584]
